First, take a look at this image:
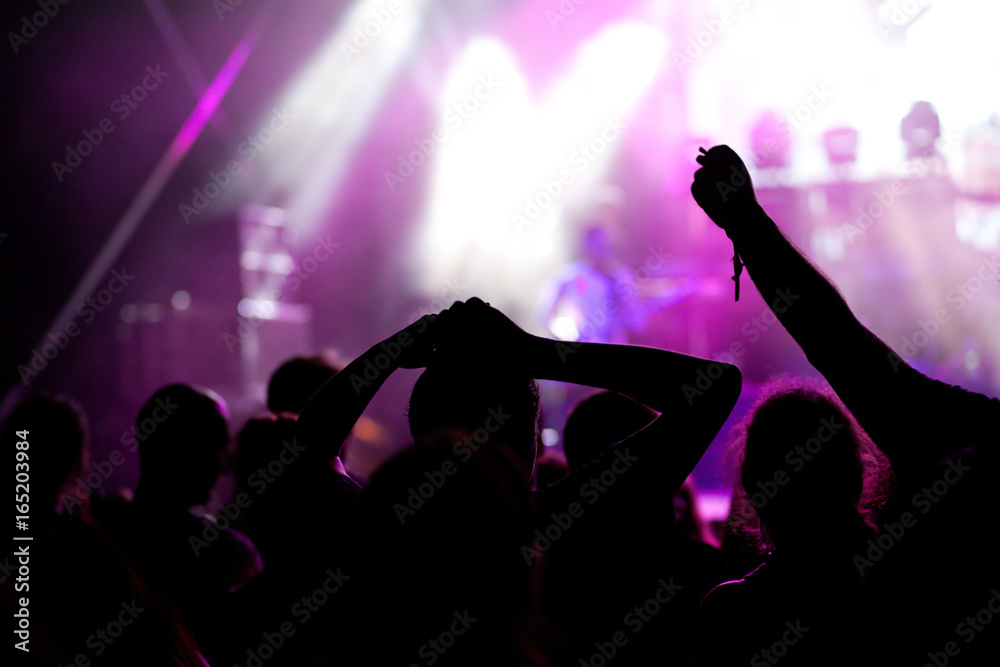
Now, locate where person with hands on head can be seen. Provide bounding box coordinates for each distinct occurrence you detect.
[406,297,742,666]
[690,145,1000,666]
[295,296,741,665]
[408,297,741,486]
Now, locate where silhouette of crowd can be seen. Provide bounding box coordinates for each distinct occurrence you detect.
[4,146,997,666]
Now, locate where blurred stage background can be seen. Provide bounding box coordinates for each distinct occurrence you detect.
[3,0,1000,519]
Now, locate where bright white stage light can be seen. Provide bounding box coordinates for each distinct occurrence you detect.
[412,24,667,327]
[688,0,1000,183]
[253,0,431,241]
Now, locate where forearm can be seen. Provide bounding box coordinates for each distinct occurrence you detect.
[295,338,401,461]
[727,205,899,378]
[524,335,741,420]
[537,337,742,499]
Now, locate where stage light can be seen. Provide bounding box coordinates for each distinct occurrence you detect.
[171,290,191,311]
[823,127,859,166]
[142,304,165,323]
[412,23,666,319]
[237,298,256,318]
[253,0,432,242]
[551,316,580,342]
[901,101,940,160]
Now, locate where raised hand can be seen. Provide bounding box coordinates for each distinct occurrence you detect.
[691,145,759,230]
[433,297,535,368]
[396,314,437,369]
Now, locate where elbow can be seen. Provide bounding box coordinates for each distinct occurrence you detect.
[715,362,743,412]
[679,360,741,414]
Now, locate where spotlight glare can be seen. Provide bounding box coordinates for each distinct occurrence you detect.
[171,290,191,311]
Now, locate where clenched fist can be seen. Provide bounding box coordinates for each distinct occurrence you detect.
[691,145,759,231]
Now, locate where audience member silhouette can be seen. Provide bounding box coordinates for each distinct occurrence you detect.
[337,433,548,666]
[562,390,655,471]
[102,384,262,661]
[692,144,1000,665]
[206,414,362,666]
[565,391,719,546]
[557,389,726,665]
[1,394,206,666]
[268,352,382,481]
[695,380,891,666]
[9,395,89,516]
[267,354,341,417]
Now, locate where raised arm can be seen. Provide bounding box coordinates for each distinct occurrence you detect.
[540,336,742,491]
[692,146,883,372]
[691,145,1000,466]
[294,316,435,464]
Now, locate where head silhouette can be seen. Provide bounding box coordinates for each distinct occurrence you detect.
[4,394,88,512]
[343,431,539,666]
[267,354,341,416]
[408,361,539,474]
[233,415,342,567]
[134,384,229,508]
[563,391,655,470]
[733,381,889,551]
